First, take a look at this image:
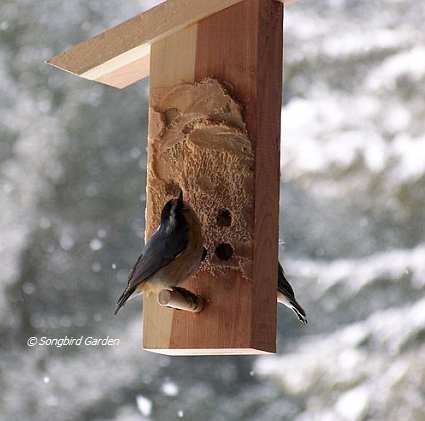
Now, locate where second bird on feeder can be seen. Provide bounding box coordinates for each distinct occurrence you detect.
[114,191,307,324]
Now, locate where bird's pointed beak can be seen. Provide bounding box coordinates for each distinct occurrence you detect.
[178,188,184,204]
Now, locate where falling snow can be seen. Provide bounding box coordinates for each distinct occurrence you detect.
[161,380,179,397]
[1,0,424,420]
[136,395,152,417]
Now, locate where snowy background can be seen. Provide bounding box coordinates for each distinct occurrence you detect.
[1,0,424,420]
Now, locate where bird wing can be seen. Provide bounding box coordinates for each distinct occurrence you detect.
[114,218,189,315]
[278,261,295,298]
[126,222,189,291]
[114,223,188,315]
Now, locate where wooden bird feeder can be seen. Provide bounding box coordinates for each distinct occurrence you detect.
[48,0,289,355]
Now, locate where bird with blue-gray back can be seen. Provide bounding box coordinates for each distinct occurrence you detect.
[115,191,307,324]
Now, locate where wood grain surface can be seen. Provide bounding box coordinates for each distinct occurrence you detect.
[48,0,248,88]
[47,0,290,88]
[143,25,198,351]
[144,0,283,355]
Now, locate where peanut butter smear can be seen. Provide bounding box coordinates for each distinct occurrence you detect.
[146,78,254,278]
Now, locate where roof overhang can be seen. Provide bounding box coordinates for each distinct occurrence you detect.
[47,0,290,88]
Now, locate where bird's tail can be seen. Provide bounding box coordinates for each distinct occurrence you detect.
[114,287,136,315]
[278,293,308,325]
[277,264,308,325]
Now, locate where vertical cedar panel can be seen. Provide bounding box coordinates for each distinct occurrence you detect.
[194,0,283,351]
[144,0,283,354]
[143,25,199,352]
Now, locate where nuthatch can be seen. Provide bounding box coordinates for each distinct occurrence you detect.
[115,191,307,323]
[277,262,308,324]
[114,190,203,315]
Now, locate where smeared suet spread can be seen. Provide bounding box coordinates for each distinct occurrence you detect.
[146,78,254,278]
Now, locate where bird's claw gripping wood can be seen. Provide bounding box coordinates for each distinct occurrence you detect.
[158,287,204,313]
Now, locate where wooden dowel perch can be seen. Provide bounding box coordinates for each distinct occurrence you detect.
[158,288,205,313]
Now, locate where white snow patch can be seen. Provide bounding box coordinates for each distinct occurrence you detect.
[335,385,370,420]
[367,47,425,90]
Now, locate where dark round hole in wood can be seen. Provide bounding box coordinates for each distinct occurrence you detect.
[216,208,232,227]
[215,243,233,261]
[201,247,208,261]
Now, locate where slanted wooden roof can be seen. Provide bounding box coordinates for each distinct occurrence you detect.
[47,0,288,88]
